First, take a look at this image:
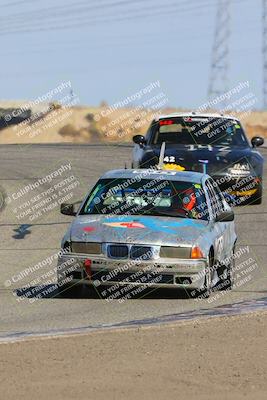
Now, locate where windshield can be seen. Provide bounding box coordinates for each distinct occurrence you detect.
[80,178,209,220]
[152,117,248,147]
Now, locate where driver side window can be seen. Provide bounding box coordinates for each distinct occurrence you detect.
[211,180,225,212]
[206,180,222,219]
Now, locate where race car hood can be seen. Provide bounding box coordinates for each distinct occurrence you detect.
[70,214,209,247]
[143,144,263,174]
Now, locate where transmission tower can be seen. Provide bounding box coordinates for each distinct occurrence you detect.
[263,0,267,108]
[208,0,231,103]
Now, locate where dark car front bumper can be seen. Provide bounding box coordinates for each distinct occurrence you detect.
[213,173,261,201]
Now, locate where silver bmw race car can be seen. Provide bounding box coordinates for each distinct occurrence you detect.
[57,168,237,298]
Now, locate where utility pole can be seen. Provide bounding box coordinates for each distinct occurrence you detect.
[263,0,267,108]
[208,0,231,104]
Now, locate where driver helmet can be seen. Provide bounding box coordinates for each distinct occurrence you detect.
[182,188,197,211]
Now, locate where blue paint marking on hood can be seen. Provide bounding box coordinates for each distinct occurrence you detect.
[103,216,205,235]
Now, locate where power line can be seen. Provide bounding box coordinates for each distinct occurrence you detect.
[0,0,147,24]
[0,0,200,24]
[0,0,38,8]
[0,0,214,29]
[0,2,215,35]
[0,0,245,36]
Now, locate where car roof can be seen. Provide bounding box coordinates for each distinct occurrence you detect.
[100,169,209,184]
[155,112,239,122]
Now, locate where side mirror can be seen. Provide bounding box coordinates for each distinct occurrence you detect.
[251,136,264,147]
[60,203,76,216]
[133,135,146,146]
[215,210,234,222]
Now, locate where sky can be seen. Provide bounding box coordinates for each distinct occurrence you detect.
[0,0,263,109]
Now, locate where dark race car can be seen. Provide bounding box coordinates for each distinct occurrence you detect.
[132,113,264,205]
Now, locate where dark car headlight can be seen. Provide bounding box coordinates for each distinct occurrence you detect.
[228,163,251,176]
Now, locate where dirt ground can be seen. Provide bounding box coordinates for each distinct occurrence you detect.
[0,312,267,400]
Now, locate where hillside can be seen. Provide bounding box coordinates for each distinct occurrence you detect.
[0,102,267,144]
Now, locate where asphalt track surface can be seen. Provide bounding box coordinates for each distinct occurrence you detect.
[0,144,266,339]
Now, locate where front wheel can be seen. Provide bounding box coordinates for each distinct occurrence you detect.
[218,247,235,291]
[190,256,212,299]
[249,185,262,205]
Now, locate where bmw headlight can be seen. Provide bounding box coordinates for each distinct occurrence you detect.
[72,242,102,254]
[160,246,191,259]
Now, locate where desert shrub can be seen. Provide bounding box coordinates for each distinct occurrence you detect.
[58,124,76,137]
[86,113,95,122]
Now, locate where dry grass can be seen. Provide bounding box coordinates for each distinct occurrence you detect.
[0,103,267,144]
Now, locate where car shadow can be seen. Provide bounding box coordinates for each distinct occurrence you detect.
[15,284,193,300]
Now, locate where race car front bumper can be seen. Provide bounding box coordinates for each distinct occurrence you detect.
[213,173,261,201]
[57,253,208,291]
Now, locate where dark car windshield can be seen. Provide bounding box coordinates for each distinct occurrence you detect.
[152,117,248,147]
[80,178,209,220]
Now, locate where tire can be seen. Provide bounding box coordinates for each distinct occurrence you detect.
[218,247,235,291]
[249,186,262,205]
[57,270,83,297]
[190,255,212,299]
